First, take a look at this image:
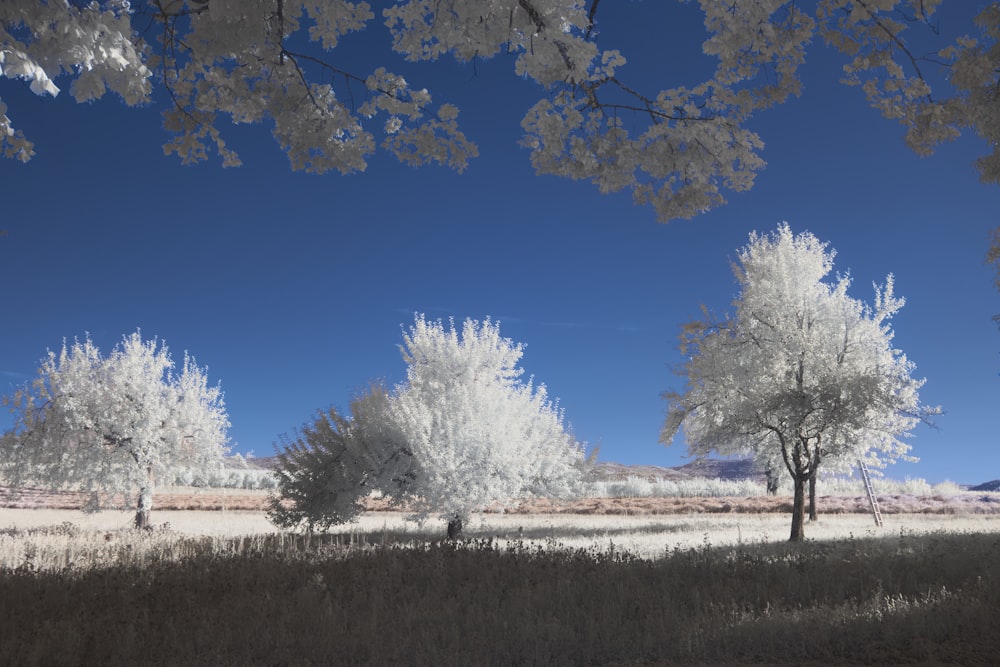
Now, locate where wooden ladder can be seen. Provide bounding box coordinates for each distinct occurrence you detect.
[858,459,884,527]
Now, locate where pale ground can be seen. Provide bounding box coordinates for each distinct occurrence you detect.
[3,507,1000,561]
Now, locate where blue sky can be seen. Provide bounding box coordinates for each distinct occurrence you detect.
[1,2,998,484]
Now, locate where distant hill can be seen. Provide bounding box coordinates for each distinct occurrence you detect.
[239,455,278,470]
[969,480,1000,492]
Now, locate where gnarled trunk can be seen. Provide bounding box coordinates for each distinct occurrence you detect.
[789,476,807,542]
[779,434,816,541]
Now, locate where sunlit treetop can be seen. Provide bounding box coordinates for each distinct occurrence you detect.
[663,223,939,474]
[2,0,999,220]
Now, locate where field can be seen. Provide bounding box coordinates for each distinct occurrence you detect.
[4,506,1000,562]
[2,487,1000,665]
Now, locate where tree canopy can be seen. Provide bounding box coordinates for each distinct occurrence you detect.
[267,385,414,531]
[662,224,939,541]
[3,1,1000,220]
[0,331,230,528]
[392,315,585,534]
[269,315,586,537]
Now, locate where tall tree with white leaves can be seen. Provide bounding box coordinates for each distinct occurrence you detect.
[662,224,939,541]
[3,1,1000,221]
[268,315,586,538]
[390,315,585,538]
[1,331,230,528]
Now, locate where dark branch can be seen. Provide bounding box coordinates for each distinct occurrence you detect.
[586,0,602,40]
[518,0,576,75]
[853,0,936,105]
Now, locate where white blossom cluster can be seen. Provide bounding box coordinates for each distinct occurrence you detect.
[171,454,278,489]
[269,315,586,532]
[0,0,151,161]
[583,474,965,499]
[391,315,586,525]
[1,331,230,523]
[4,1,998,220]
[663,223,938,489]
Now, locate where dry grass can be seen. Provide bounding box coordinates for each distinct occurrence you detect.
[0,486,273,511]
[1,516,998,666]
[3,487,1000,664]
[3,508,1000,566]
[5,484,999,515]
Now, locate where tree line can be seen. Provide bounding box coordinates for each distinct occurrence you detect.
[1,225,940,541]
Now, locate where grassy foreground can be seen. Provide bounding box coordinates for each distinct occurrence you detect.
[1,525,998,666]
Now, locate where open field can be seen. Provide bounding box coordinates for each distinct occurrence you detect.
[1,509,999,666]
[4,507,1000,564]
[4,483,1000,515]
[3,483,1000,665]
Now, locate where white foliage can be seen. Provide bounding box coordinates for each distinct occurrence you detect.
[663,224,939,504]
[265,316,589,532]
[1,331,230,518]
[586,476,767,499]
[269,315,586,531]
[580,473,964,499]
[387,315,586,524]
[4,1,998,220]
[171,460,277,489]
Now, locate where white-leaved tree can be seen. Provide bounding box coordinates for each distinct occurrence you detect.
[4,1,1000,221]
[661,224,939,541]
[269,315,586,538]
[390,315,585,537]
[0,331,230,529]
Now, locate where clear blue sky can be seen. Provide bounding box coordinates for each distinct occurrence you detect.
[1,3,997,484]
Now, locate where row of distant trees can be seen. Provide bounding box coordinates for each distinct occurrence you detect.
[0,224,945,541]
[172,455,278,491]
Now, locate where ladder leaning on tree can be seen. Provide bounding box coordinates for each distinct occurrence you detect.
[858,459,884,527]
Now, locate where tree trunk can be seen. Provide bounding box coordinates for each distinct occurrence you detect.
[765,465,780,496]
[808,473,818,522]
[446,514,463,540]
[134,483,153,530]
[789,477,807,542]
